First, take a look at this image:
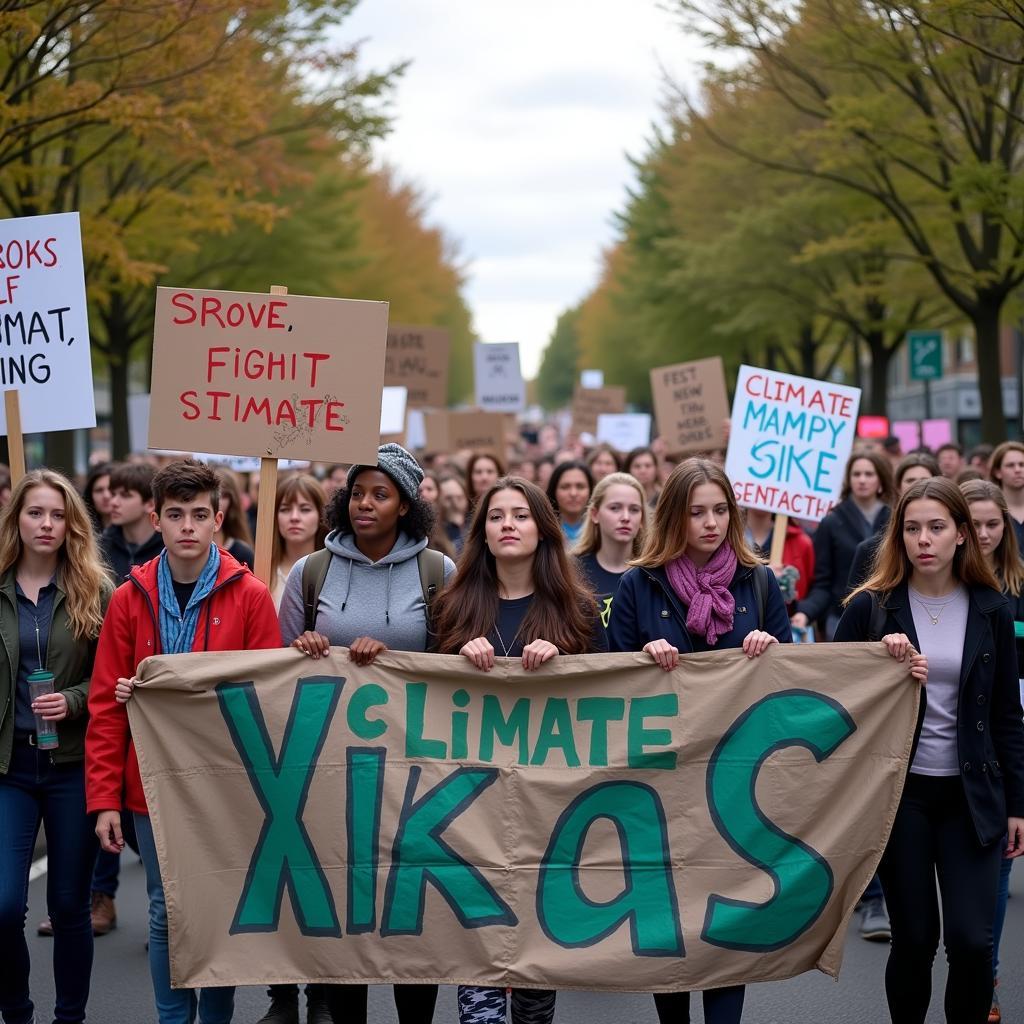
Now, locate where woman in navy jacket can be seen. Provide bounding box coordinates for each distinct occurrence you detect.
[835,477,1024,1023]
[608,458,791,1024]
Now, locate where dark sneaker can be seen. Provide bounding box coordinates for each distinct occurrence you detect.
[306,990,333,1024]
[859,896,891,941]
[37,916,53,937]
[91,892,117,935]
[256,992,300,1024]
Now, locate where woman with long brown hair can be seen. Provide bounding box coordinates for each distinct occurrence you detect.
[836,477,1024,1023]
[213,467,255,570]
[0,470,111,1024]
[466,452,505,505]
[608,458,791,1024]
[269,473,327,608]
[792,448,894,640]
[432,476,597,1024]
[961,478,1024,1022]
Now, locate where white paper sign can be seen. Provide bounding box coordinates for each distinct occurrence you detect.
[580,369,604,389]
[128,393,151,455]
[406,409,426,451]
[0,212,95,433]
[596,413,651,451]
[380,386,408,435]
[725,366,861,522]
[473,342,525,412]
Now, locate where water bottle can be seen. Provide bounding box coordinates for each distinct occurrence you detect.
[27,669,59,750]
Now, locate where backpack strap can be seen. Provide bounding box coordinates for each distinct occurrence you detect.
[867,591,888,643]
[417,547,446,612]
[753,563,769,632]
[301,549,333,633]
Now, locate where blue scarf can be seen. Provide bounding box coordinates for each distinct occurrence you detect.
[157,546,222,654]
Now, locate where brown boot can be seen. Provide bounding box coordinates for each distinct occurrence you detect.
[90,891,117,935]
[36,916,53,937]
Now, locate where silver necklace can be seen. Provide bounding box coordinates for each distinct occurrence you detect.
[493,621,524,657]
[911,590,959,626]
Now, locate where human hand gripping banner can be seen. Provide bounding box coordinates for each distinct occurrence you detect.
[128,645,919,991]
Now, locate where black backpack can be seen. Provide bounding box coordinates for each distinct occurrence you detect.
[301,547,446,633]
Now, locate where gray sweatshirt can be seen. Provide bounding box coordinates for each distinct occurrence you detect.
[278,530,455,653]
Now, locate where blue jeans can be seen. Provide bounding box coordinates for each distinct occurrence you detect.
[0,740,96,1024]
[134,811,235,1024]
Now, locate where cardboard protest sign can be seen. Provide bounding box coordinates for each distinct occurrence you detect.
[131,644,917,991]
[474,342,525,412]
[385,324,450,409]
[650,357,729,455]
[571,386,626,436]
[0,212,95,433]
[423,410,507,456]
[725,366,861,522]
[148,287,388,465]
[596,413,651,451]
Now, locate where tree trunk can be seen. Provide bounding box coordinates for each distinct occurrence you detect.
[975,301,1005,444]
[866,330,892,417]
[109,357,130,459]
[44,430,76,477]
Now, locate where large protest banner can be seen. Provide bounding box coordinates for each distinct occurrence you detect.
[0,213,95,440]
[650,357,730,456]
[148,287,388,464]
[385,324,450,409]
[130,645,917,991]
[725,366,861,521]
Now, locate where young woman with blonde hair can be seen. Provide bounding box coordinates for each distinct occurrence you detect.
[836,477,1024,1023]
[574,472,646,645]
[608,458,791,1024]
[0,470,111,1024]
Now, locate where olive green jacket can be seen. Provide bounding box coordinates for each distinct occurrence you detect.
[0,567,109,772]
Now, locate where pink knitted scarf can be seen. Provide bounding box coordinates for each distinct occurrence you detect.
[665,542,738,646]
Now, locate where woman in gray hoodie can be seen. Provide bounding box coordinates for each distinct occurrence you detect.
[274,443,455,1024]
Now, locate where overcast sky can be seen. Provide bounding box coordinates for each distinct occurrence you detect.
[342,1,703,377]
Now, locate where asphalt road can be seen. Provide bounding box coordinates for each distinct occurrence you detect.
[24,855,1024,1023]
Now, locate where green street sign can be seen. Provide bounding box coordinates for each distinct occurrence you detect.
[908,330,943,381]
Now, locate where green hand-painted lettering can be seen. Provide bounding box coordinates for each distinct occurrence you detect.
[217,677,342,936]
[405,682,447,759]
[576,697,625,766]
[346,748,384,933]
[347,683,388,740]
[628,694,678,770]
[531,697,581,767]
[537,781,683,956]
[382,766,516,935]
[702,689,855,951]
[479,695,530,764]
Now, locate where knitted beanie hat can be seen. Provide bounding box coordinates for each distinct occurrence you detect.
[346,443,424,503]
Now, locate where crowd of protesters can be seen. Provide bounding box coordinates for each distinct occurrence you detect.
[1,423,1022,1024]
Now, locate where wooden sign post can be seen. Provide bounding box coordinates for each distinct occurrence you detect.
[251,285,287,586]
[769,514,788,568]
[4,391,26,486]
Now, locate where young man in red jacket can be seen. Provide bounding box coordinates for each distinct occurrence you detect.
[86,459,280,1024]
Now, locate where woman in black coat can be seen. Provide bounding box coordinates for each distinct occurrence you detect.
[835,478,1024,1023]
[792,449,893,640]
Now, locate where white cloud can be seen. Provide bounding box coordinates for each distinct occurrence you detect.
[341,0,704,377]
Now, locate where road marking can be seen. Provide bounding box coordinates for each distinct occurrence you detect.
[29,856,47,882]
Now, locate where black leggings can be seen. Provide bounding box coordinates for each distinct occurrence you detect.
[653,986,745,1023]
[879,773,1003,1024]
[269,983,438,1023]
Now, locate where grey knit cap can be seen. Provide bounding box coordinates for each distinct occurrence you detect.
[346,443,424,503]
